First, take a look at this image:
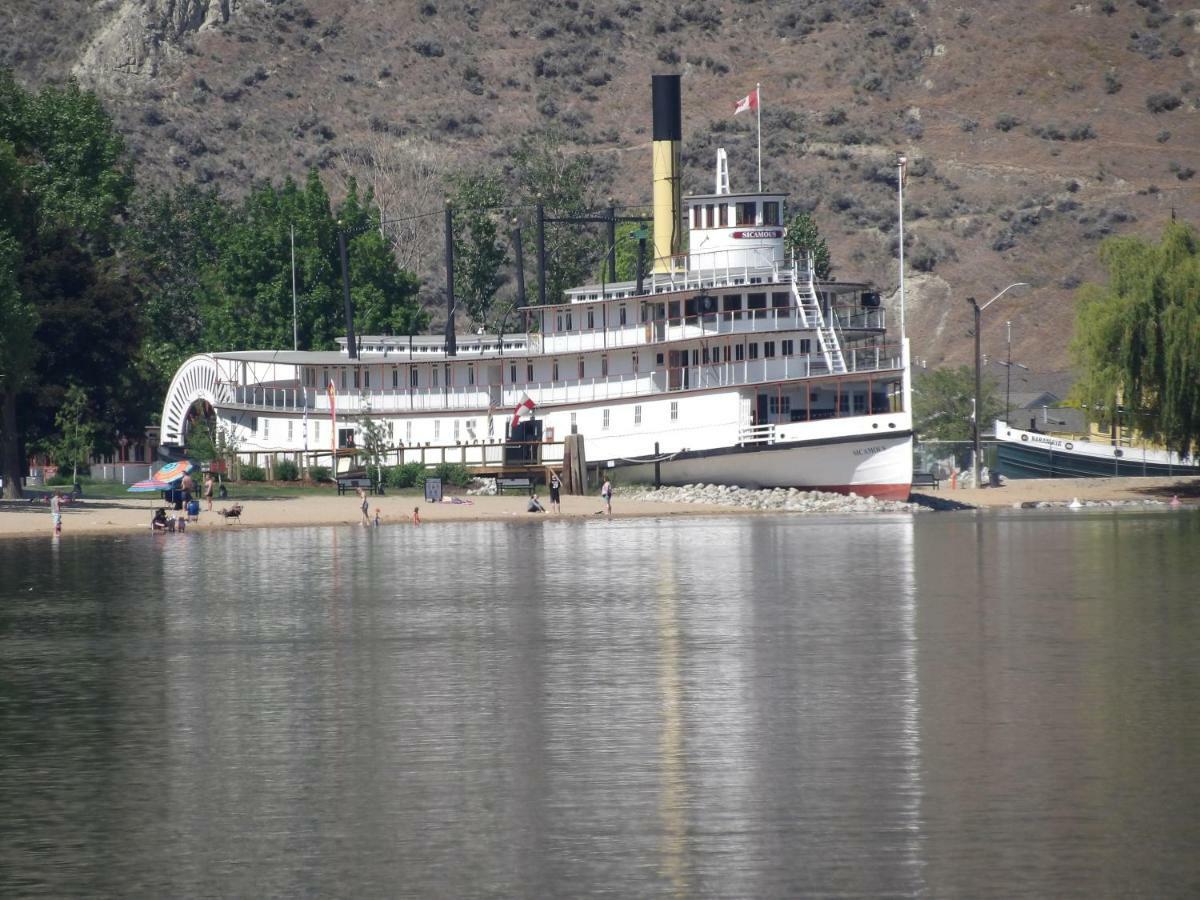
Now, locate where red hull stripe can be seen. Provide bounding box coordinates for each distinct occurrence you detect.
[806,483,913,502]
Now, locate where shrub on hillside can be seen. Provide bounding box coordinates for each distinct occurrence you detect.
[1146,92,1181,113]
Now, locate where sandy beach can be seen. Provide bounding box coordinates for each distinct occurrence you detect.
[0,490,747,539]
[2,476,1196,538]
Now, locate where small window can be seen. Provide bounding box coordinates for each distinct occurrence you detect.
[800,339,812,354]
[467,365,475,386]
[635,404,642,425]
[603,409,610,430]
[432,366,439,387]
[771,291,789,309]
[670,401,679,421]
[691,206,701,229]
[735,344,745,362]
[527,362,534,382]
[363,369,370,388]
[705,204,715,227]
[354,369,361,389]
[556,314,563,332]
[632,351,640,373]
[577,358,585,379]
[510,363,517,384]
[749,343,759,360]
[736,201,757,225]
[722,294,743,312]
[763,201,780,225]
[619,305,627,326]
[782,340,794,356]
[691,349,700,366]
[587,308,594,329]
[747,292,767,310]
[444,363,451,386]
[392,368,400,388]
[553,360,559,381]
[718,204,728,227]
[601,356,608,377]
[764,341,776,358]
[410,367,419,387]
[565,312,573,330]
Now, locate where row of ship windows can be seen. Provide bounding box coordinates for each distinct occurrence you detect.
[248,403,678,443]
[301,340,814,389]
[553,292,794,331]
[689,200,782,230]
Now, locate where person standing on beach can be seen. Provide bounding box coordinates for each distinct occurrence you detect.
[600,477,612,515]
[50,491,63,535]
[358,486,370,526]
[412,506,421,526]
[203,474,214,512]
[549,470,562,514]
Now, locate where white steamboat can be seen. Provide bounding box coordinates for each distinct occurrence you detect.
[160,76,913,499]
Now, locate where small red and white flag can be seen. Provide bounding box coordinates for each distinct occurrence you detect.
[511,393,536,429]
[734,88,759,115]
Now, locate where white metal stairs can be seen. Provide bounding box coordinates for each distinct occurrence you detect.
[791,258,847,375]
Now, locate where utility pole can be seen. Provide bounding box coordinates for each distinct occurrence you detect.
[970,296,981,489]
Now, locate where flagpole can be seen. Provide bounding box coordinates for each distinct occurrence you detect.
[756,83,762,192]
[291,224,298,351]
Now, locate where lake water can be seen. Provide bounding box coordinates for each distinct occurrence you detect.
[1,510,1198,898]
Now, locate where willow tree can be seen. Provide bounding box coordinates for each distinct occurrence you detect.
[1071,221,1200,457]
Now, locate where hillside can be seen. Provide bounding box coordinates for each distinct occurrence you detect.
[4,0,1198,381]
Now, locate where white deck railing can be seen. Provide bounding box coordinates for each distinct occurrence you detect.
[224,347,903,416]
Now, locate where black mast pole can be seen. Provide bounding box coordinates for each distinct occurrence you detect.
[338,227,358,360]
[607,200,617,284]
[444,200,457,357]
[536,202,546,306]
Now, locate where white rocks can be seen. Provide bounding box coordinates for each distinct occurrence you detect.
[618,483,923,514]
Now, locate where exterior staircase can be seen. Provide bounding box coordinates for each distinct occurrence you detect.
[791,258,847,375]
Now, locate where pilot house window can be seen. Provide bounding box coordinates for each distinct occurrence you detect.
[763,201,781,226]
[736,202,757,225]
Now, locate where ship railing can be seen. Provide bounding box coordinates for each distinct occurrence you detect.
[832,307,886,330]
[539,307,820,354]
[223,348,904,414]
[648,248,792,293]
[738,423,777,445]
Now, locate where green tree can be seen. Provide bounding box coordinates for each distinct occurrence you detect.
[914,365,1002,442]
[0,71,138,498]
[784,212,832,279]
[357,406,388,488]
[1070,221,1200,456]
[42,384,95,482]
[184,415,217,463]
[450,172,508,327]
[508,132,610,303]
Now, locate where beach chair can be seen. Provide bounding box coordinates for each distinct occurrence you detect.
[218,503,243,523]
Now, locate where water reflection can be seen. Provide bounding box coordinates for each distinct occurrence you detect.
[1,510,1198,896]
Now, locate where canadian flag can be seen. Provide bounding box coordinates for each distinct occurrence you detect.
[733,88,759,115]
[511,393,536,429]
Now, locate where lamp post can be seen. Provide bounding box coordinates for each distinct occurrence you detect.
[997,320,1029,422]
[968,283,1030,487]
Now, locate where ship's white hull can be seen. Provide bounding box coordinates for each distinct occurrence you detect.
[619,425,913,500]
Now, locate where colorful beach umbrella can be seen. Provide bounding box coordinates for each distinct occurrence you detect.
[126,460,194,492]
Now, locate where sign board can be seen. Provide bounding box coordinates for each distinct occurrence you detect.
[732,229,783,239]
[424,477,443,503]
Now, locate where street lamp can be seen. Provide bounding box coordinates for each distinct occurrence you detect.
[968,283,1030,487]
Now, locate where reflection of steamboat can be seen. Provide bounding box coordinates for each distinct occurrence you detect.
[994,420,1200,479]
[159,75,913,499]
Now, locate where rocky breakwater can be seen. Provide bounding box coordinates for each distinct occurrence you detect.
[619,483,923,514]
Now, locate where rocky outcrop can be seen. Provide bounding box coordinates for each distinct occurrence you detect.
[73,0,241,91]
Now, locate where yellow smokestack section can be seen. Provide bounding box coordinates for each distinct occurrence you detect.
[651,75,682,274]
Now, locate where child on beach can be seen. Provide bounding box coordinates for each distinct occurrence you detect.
[600,477,612,515]
[412,506,421,525]
[373,508,381,527]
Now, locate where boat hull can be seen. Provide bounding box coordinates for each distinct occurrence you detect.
[619,430,914,500]
[994,421,1200,479]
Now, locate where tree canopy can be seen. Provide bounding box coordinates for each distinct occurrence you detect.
[913,365,1002,442]
[783,211,831,280]
[0,72,141,498]
[1070,221,1200,457]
